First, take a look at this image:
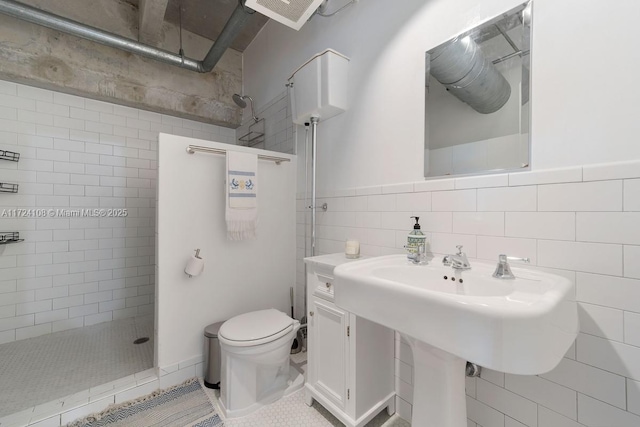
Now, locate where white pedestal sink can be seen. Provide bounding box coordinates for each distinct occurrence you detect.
[333,255,578,427]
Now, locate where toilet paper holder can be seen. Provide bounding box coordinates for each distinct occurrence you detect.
[185,248,204,278]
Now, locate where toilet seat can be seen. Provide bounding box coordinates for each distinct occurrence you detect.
[219,309,294,347]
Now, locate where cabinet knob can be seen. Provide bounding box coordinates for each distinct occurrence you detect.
[310,311,314,317]
[325,282,331,288]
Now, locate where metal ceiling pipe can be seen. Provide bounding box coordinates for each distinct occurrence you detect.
[201,2,253,72]
[430,36,511,114]
[0,0,252,73]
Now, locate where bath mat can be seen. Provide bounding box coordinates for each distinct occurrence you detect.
[67,378,224,427]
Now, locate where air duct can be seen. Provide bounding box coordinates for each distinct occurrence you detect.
[0,0,252,73]
[245,0,325,31]
[429,36,511,114]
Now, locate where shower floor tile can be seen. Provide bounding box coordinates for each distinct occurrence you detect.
[0,316,153,418]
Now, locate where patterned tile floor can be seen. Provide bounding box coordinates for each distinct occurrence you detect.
[203,351,411,427]
[0,316,154,418]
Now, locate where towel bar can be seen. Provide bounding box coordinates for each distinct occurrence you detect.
[186,145,291,165]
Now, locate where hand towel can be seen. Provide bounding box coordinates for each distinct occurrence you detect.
[226,151,258,240]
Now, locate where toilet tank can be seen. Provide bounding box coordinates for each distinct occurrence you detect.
[288,49,349,125]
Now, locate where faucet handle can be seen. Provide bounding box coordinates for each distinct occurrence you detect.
[498,254,530,264]
[456,245,464,255]
[494,254,529,279]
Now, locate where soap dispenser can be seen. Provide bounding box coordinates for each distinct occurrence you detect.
[406,216,426,260]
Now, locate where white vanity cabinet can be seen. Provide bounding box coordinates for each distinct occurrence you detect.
[304,254,395,427]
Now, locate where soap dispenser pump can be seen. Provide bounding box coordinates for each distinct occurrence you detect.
[407,216,426,260]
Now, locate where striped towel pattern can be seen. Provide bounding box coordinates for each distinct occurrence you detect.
[226,151,258,240]
[228,169,257,208]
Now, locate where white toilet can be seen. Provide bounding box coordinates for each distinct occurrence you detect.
[218,308,304,418]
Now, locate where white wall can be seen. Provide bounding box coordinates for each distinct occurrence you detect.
[0,80,234,344]
[245,0,430,190]
[156,136,296,369]
[245,0,640,191]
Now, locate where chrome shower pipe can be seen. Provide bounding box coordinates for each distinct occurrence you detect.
[310,116,319,257]
[0,0,252,73]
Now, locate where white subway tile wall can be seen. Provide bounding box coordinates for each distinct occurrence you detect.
[0,80,235,344]
[297,162,640,426]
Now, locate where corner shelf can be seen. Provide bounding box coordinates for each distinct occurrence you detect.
[0,150,20,162]
[0,183,18,193]
[0,232,24,245]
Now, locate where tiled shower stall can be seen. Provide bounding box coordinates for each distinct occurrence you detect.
[0,79,236,418]
[0,79,235,344]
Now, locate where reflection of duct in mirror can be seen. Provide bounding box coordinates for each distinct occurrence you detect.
[424,1,532,179]
[429,36,511,114]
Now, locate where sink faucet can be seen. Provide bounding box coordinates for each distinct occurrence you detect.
[492,254,530,279]
[443,245,471,270]
[406,243,427,264]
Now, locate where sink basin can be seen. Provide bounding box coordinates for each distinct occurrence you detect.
[334,254,577,374]
[333,254,578,427]
[373,264,514,297]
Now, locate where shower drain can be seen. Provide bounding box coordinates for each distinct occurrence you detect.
[134,337,150,344]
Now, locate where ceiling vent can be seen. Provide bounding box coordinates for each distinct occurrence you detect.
[245,0,325,30]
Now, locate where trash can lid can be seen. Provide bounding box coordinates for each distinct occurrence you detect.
[204,321,225,338]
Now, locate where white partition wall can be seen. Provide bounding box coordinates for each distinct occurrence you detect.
[157,134,296,370]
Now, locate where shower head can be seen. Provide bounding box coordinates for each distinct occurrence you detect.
[232,94,259,122]
[232,93,247,108]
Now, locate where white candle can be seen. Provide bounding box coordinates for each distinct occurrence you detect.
[345,239,360,259]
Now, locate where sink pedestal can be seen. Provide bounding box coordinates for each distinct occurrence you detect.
[404,335,467,427]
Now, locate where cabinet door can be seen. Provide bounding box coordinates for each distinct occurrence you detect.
[310,296,349,410]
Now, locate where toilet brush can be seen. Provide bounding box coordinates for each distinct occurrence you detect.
[290,287,301,354]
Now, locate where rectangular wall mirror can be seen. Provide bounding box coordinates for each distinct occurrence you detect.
[424,1,532,178]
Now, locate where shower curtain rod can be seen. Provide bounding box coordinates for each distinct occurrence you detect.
[186,145,291,165]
